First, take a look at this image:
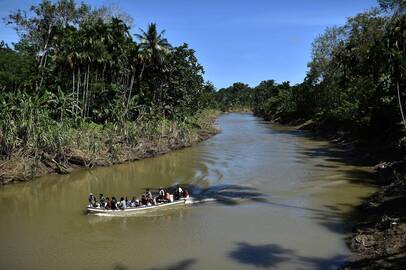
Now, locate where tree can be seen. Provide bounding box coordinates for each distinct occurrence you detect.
[136,23,171,108]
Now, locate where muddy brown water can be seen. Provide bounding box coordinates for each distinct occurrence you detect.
[0,113,376,270]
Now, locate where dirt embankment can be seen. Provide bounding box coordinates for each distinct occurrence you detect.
[341,161,406,270]
[0,114,219,185]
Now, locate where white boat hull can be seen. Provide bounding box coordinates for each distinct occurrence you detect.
[87,198,191,216]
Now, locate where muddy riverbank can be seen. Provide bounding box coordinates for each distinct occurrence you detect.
[341,162,406,270]
[0,110,220,185]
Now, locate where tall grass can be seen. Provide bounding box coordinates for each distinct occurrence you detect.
[0,91,218,179]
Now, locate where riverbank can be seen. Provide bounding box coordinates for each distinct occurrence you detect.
[0,110,220,185]
[254,112,406,269]
[341,161,406,270]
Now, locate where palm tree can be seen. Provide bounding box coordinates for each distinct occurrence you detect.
[135,23,171,66]
[135,23,171,108]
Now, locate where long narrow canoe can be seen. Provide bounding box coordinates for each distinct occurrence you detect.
[87,198,191,216]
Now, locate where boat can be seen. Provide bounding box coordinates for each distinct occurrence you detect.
[87,197,192,216]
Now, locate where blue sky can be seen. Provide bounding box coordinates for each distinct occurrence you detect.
[0,0,377,88]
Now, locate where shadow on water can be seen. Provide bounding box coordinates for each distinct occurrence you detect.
[228,242,347,269]
[149,258,197,270]
[263,120,377,167]
[229,242,294,268]
[276,131,379,187]
[297,146,375,168]
[144,184,267,206]
[111,263,129,270]
[261,200,362,235]
[191,184,265,205]
[110,259,197,270]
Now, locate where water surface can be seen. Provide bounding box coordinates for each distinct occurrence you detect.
[0,113,376,270]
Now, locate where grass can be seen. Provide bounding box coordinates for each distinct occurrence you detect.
[0,109,220,184]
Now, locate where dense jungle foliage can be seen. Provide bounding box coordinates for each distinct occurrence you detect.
[0,0,217,160]
[216,0,406,153]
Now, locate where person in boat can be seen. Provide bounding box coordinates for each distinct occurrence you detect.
[105,197,112,209]
[130,196,137,207]
[125,197,132,208]
[88,193,97,207]
[119,197,126,210]
[174,185,183,200]
[159,187,165,197]
[141,194,148,205]
[165,191,173,202]
[99,194,105,207]
[157,187,166,203]
[183,189,189,199]
[111,197,118,210]
[145,189,155,205]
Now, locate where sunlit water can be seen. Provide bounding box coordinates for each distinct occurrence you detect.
[0,113,376,270]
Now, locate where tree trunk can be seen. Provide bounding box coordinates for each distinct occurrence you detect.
[127,72,135,110]
[77,67,81,117]
[38,54,49,90]
[397,80,406,129]
[102,64,106,92]
[38,25,52,69]
[86,66,91,117]
[82,68,89,118]
[138,63,145,96]
[36,25,52,91]
[72,71,75,115]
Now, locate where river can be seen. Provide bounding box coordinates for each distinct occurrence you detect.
[0,113,376,270]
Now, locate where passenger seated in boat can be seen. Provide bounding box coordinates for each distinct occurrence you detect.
[145,189,152,199]
[141,194,148,205]
[156,187,166,203]
[126,197,132,208]
[159,187,165,197]
[165,192,172,202]
[145,189,155,205]
[119,197,126,209]
[146,197,154,205]
[99,194,105,207]
[105,197,112,209]
[111,197,118,210]
[183,189,189,199]
[135,197,140,207]
[88,193,97,207]
[174,185,183,200]
[130,196,137,207]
